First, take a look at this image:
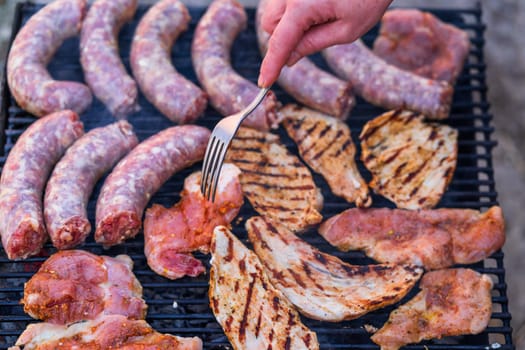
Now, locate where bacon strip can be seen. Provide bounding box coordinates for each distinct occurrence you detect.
[144,164,243,280]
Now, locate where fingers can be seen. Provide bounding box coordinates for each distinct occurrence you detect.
[259,0,286,35]
[258,9,305,87]
[285,20,354,66]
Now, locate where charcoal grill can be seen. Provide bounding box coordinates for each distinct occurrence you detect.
[0,2,515,349]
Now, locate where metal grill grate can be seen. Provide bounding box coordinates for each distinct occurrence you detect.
[0,2,514,349]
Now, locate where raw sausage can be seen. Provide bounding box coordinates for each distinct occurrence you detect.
[322,40,454,120]
[44,121,138,250]
[95,125,210,247]
[7,0,92,117]
[192,0,279,130]
[255,1,355,119]
[131,0,207,124]
[80,0,139,118]
[0,110,84,259]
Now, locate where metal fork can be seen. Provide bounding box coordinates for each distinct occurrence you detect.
[201,87,270,201]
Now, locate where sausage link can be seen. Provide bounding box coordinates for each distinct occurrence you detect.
[322,40,454,120]
[192,0,279,130]
[0,111,84,259]
[7,0,92,117]
[131,0,207,124]
[44,121,138,250]
[95,125,210,247]
[255,2,355,120]
[80,0,139,118]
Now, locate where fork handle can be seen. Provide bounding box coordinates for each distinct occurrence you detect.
[240,87,270,122]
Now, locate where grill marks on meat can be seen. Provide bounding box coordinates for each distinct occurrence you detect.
[44,120,138,250]
[22,250,147,325]
[192,0,279,130]
[0,110,84,260]
[131,0,208,124]
[360,110,458,209]
[322,40,453,119]
[144,164,243,280]
[6,0,92,117]
[281,104,371,207]
[371,268,493,350]
[246,216,423,322]
[318,206,505,270]
[225,127,323,232]
[209,226,319,350]
[373,9,471,84]
[255,1,354,119]
[80,0,139,118]
[11,314,203,350]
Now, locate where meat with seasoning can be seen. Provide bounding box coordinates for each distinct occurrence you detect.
[80,0,140,118]
[322,40,453,119]
[371,268,493,350]
[373,9,471,84]
[144,164,243,280]
[247,216,423,322]
[280,104,371,207]
[44,120,138,250]
[209,226,319,350]
[192,0,280,130]
[22,250,146,325]
[95,125,210,247]
[255,0,354,119]
[131,0,208,124]
[10,314,202,350]
[318,206,505,270]
[360,109,458,209]
[0,110,84,260]
[7,0,92,117]
[225,126,323,232]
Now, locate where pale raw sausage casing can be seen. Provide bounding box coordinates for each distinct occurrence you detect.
[7,0,92,117]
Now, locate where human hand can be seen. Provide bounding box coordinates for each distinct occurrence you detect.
[257,0,392,87]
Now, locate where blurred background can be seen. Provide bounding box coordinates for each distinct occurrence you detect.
[0,0,523,348]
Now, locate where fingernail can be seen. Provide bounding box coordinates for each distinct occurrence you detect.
[258,75,267,88]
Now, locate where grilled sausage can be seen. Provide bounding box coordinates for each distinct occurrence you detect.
[44,121,138,250]
[255,1,354,119]
[95,125,210,247]
[80,0,139,118]
[0,110,84,260]
[7,0,92,117]
[131,0,207,124]
[323,40,454,119]
[192,0,279,130]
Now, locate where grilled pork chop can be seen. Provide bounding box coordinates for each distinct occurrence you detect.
[10,314,202,350]
[225,126,323,232]
[246,216,423,322]
[371,268,493,350]
[144,164,243,280]
[318,206,505,270]
[280,104,371,207]
[209,226,319,350]
[360,109,457,209]
[22,250,146,325]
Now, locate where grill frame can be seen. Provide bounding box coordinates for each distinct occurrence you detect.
[0,2,515,349]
